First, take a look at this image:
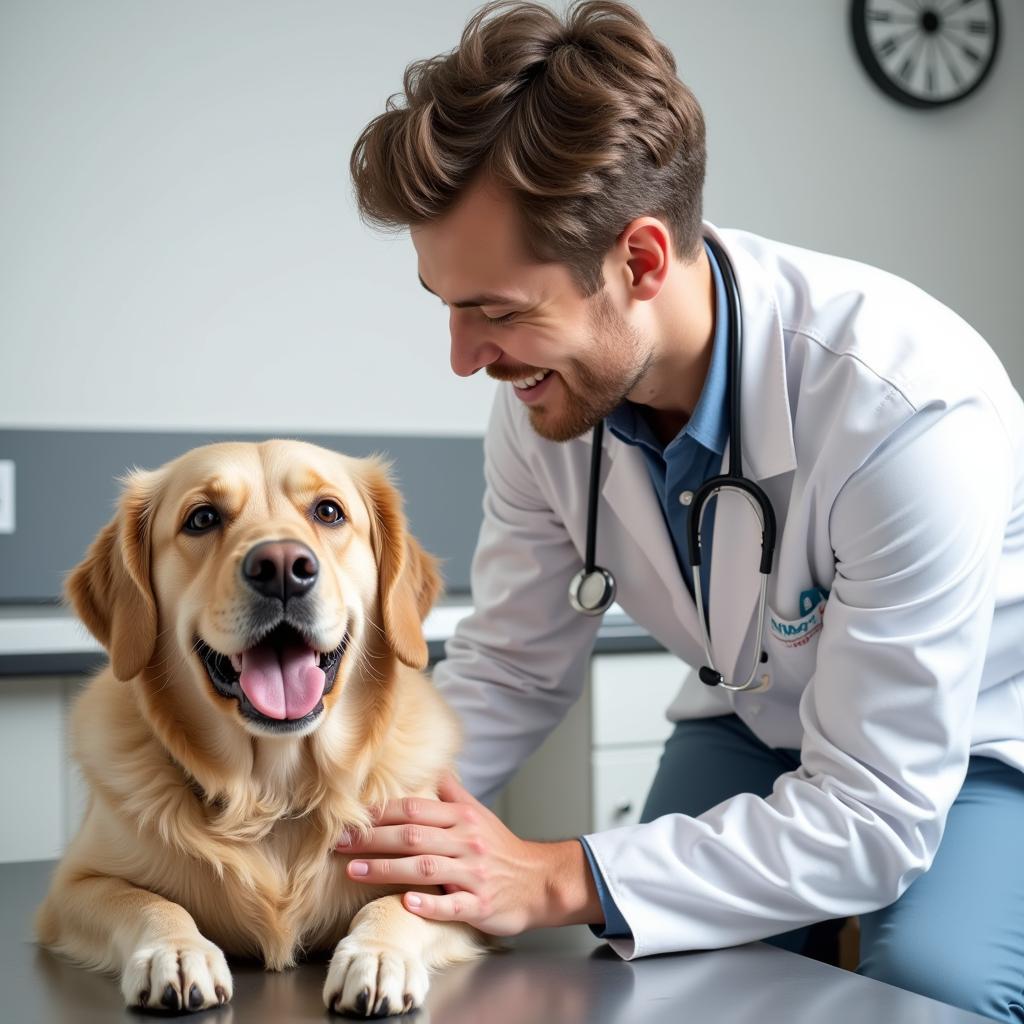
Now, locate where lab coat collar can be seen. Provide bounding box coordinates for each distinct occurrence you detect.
[586,223,796,669]
[581,223,796,484]
[702,221,796,482]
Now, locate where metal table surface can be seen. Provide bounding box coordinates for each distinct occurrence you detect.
[2,861,993,1023]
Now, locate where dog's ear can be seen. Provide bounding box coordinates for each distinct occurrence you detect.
[66,470,160,681]
[361,460,442,669]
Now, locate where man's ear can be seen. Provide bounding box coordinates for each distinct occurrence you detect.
[66,470,160,681]
[361,460,442,669]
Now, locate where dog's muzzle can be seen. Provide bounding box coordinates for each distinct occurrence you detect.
[196,622,347,732]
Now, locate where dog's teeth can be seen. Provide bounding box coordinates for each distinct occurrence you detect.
[230,654,243,673]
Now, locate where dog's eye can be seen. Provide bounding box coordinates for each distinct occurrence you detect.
[183,505,221,534]
[314,499,344,525]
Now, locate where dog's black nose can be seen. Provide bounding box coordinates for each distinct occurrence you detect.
[242,541,319,601]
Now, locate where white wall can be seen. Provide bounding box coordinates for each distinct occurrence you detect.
[1,0,1021,435]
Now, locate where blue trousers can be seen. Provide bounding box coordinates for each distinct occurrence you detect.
[641,714,1024,1023]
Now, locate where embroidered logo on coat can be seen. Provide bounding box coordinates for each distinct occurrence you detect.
[768,586,829,649]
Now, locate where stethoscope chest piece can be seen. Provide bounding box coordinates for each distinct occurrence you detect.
[569,567,616,616]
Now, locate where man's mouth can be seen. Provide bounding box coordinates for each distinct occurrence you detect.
[509,368,556,405]
[511,368,552,390]
[196,622,347,732]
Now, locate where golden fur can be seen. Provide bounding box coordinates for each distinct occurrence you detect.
[35,440,485,1015]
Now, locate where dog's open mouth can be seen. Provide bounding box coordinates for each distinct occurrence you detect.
[196,623,347,731]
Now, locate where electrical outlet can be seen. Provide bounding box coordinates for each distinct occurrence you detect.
[0,460,14,534]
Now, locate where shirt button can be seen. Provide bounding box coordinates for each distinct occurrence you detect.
[679,490,694,506]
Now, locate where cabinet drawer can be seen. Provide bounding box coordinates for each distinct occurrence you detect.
[0,678,65,863]
[591,745,665,833]
[590,652,687,747]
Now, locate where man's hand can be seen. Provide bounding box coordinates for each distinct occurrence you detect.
[335,773,603,936]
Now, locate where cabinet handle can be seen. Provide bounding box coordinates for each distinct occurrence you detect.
[613,802,633,819]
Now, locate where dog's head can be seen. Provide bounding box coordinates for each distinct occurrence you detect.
[67,440,440,738]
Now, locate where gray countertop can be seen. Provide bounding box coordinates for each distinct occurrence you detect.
[0,599,662,677]
[3,860,993,1023]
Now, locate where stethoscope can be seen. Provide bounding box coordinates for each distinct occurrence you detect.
[568,234,777,693]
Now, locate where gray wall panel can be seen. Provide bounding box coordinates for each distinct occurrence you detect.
[0,430,484,602]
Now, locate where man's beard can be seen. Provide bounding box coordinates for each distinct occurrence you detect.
[527,292,650,443]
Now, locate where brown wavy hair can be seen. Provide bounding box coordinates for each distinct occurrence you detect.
[350,0,706,295]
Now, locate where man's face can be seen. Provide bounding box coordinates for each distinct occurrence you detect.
[411,180,651,442]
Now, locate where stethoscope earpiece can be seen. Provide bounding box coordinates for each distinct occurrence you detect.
[698,666,723,687]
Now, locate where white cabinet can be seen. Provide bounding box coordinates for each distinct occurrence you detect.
[501,651,693,840]
[591,746,665,831]
[0,676,86,863]
[590,653,681,747]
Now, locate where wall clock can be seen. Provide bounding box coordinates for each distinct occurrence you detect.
[850,0,1001,108]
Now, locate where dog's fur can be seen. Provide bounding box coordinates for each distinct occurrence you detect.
[35,440,486,1015]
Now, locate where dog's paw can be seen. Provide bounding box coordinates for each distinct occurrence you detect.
[120,936,233,1012]
[323,939,429,1017]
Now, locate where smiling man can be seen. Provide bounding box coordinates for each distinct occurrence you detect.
[413,176,711,447]
[341,3,1024,1020]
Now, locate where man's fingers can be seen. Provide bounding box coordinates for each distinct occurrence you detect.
[335,823,459,855]
[345,854,470,889]
[403,889,480,924]
[437,772,475,805]
[369,795,462,828]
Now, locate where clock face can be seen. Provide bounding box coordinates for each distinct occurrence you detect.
[851,0,1001,108]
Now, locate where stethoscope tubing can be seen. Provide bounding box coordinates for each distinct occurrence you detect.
[570,232,778,692]
[691,482,773,692]
[585,419,605,571]
[568,417,617,616]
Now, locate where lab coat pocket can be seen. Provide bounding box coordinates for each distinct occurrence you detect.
[764,587,828,685]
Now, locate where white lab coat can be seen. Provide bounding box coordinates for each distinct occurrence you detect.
[432,223,1024,959]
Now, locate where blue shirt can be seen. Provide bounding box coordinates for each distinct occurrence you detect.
[579,240,730,940]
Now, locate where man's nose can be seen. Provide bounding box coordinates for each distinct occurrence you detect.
[449,310,502,378]
[242,540,319,602]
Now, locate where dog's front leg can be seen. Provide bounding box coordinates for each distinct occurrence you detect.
[36,872,233,1012]
[323,893,483,1017]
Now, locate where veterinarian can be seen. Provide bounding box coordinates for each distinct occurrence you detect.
[338,3,1024,1019]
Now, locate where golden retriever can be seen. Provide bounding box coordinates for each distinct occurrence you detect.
[35,439,486,1015]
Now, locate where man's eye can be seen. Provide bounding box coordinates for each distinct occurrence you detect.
[183,505,221,533]
[314,499,345,525]
[483,311,516,325]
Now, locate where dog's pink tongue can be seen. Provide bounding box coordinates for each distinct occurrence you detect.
[239,639,325,720]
